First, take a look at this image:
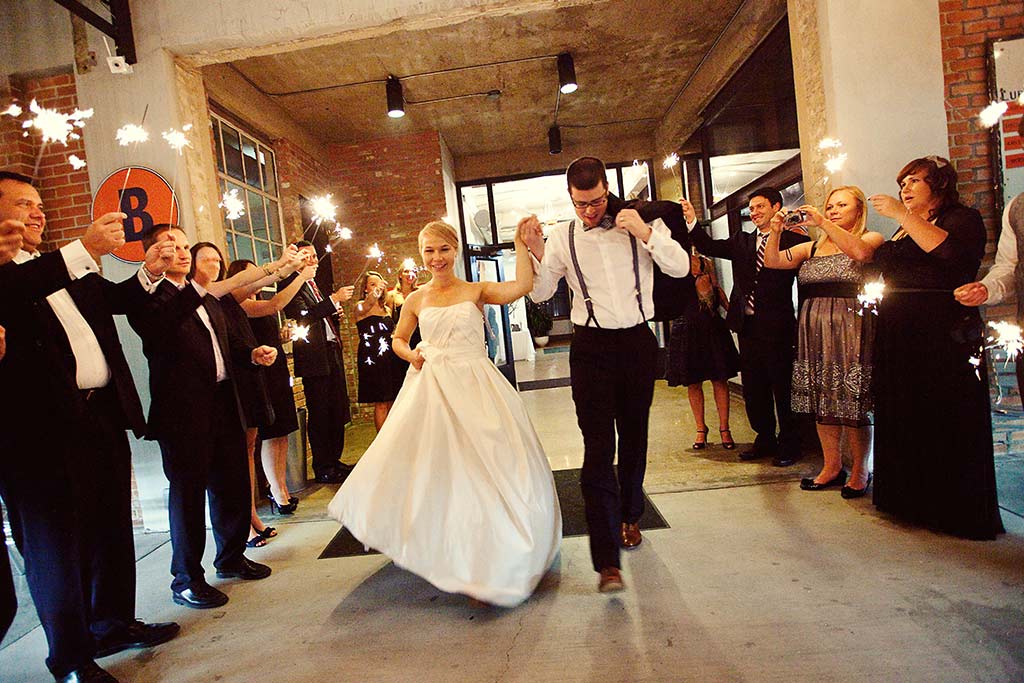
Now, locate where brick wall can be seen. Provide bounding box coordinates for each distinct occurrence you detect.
[0,70,92,251]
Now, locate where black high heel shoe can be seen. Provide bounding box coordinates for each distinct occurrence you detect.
[719,428,735,450]
[692,427,709,450]
[800,469,847,491]
[841,473,872,499]
[269,495,297,515]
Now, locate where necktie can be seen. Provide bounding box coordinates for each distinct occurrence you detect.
[308,280,323,301]
[746,232,767,313]
[308,280,340,340]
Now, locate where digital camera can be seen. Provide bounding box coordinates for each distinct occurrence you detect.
[784,210,808,226]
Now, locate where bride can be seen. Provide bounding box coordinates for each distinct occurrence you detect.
[328,218,561,607]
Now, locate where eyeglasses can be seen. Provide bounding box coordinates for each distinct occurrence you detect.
[571,193,609,210]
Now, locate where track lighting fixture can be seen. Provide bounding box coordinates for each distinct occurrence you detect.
[386,76,405,118]
[548,125,562,155]
[557,53,578,94]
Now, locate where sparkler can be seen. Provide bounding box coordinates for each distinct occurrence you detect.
[68,155,86,170]
[855,280,885,316]
[978,101,1010,129]
[116,105,150,202]
[335,226,353,240]
[401,257,417,272]
[1,103,21,117]
[20,99,95,177]
[219,189,246,221]
[290,324,310,343]
[985,320,1023,359]
[662,153,679,170]
[161,124,193,225]
[824,153,848,175]
[310,194,338,226]
[818,138,843,150]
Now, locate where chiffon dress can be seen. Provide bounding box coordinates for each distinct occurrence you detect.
[329,301,562,606]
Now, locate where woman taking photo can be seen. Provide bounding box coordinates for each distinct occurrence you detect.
[763,186,883,497]
[867,156,1003,539]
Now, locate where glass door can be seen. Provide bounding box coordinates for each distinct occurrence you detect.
[467,246,517,386]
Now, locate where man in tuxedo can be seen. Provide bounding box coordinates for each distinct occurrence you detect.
[128,224,279,612]
[0,171,180,683]
[685,187,809,466]
[523,156,690,593]
[280,241,354,483]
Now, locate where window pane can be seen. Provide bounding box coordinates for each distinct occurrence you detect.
[605,169,620,198]
[620,162,651,200]
[212,120,224,174]
[260,147,277,195]
[265,199,282,243]
[460,185,492,246]
[224,231,236,261]
[255,240,273,265]
[221,124,244,182]
[491,174,575,243]
[234,233,255,262]
[241,135,261,189]
[225,181,249,235]
[270,241,282,260]
[248,190,268,241]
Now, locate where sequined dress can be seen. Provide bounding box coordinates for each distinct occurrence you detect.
[791,251,875,427]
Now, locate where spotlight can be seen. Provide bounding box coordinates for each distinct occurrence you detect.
[548,125,562,155]
[557,53,578,94]
[386,76,405,118]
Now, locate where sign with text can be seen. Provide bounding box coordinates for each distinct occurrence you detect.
[92,167,178,264]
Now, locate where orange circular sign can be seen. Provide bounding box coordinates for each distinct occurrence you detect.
[92,167,179,264]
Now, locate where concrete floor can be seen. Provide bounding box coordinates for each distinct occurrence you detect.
[2,351,1024,682]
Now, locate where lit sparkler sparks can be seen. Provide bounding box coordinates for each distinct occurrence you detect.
[161,124,193,153]
[662,153,679,170]
[290,324,310,343]
[310,195,337,225]
[856,280,885,316]
[219,189,246,220]
[334,226,353,240]
[824,153,848,175]
[22,99,93,146]
[978,100,1009,129]
[116,123,149,146]
[1,103,21,118]
[324,244,333,253]
[367,243,384,260]
[68,155,86,170]
[818,137,842,150]
[985,320,1024,359]
[401,257,417,272]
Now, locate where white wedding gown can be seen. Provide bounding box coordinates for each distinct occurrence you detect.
[328,300,562,607]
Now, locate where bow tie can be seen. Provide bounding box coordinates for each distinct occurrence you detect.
[582,215,616,232]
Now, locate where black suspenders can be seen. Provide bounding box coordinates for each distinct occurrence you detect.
[567,220,646,328]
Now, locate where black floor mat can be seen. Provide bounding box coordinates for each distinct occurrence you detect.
[319,467,669,559]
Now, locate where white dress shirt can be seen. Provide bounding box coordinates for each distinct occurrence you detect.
[172,279,228,381]
[529,217,690,329]
[980,197,1019,304]
[14,242,161,390]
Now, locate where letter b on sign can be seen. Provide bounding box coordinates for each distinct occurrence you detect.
[92,167,178,264]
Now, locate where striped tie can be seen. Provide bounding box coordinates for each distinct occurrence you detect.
[746,232,767,313]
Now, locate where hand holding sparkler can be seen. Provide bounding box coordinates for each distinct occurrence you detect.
[868,194,906,221]
[143,238,177,277]
[0,220,25,265]
[251,345,278,367]
[518,215,545,258]
[953,281,990,307]
[330,285,355,305]
[680,198,696,225]
[81,212,128,261]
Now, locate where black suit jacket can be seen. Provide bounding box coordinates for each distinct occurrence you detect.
[0,269,148,446]
[280,274,343,378]
[690,225,810,334]
[0,250,74,312]
[127,280,252,442]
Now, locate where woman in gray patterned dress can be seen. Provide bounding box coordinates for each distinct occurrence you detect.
[763,186,884,497]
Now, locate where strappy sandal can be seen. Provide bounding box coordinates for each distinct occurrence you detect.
[257,526,277,540]
[719,428,736,450]
[246,535,267,548]
[692,427,709,450]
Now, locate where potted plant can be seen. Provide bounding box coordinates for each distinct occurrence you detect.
[525,298,553,347]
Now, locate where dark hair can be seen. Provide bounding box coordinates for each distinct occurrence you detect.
[292,240,313,250]
[566,156,608,192]
[227,258,255,279]
[748,187,783,208]
[0,171,34,195]
[188,241,226,281]
[143,223,184,250]
[360,270,389,309]
[896,156,960,219]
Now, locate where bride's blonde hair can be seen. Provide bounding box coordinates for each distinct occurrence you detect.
[418,220,460,252]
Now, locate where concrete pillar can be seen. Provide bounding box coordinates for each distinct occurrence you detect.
[788,0,949,229]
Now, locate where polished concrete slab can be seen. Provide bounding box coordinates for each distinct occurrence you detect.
[2,358,1023,682]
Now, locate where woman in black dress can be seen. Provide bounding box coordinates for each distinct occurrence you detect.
[665,253,740,450]
[226,258,312,520]
[355,271,398,431]
[867,156,1004,540]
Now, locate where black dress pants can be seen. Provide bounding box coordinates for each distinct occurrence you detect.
[302,343,350,477]
[0,506,16,642]
[0,386,136,678]
[159,382,249,593]
[570,324,656,572]
[738,316,800,458]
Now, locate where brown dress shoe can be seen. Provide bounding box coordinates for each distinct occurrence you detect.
[598,567,625,593]
[620,522,642,549]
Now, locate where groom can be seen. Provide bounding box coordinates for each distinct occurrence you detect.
[522,156,690,592]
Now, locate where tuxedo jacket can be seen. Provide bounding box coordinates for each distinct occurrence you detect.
[690,225,810,334]
[280,273,344,378]
[0,269,148,450]
[127,280,252,442]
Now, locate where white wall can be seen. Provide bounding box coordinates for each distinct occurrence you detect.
[815,0,949,235]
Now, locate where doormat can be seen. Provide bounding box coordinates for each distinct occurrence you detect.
[319,467,669,559]
[517,377,572,392]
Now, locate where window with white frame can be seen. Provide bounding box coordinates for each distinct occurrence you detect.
[210,113,285,264]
